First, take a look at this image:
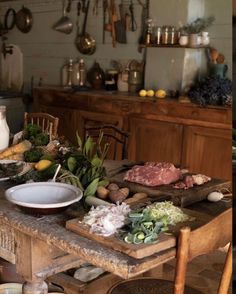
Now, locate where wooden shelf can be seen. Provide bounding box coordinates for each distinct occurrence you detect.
[139,44,208,49]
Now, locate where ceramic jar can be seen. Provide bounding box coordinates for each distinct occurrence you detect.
[87,62,105,90]
[189,33,199,47]
[201,31,210,46]
[179,35,189,46]
[117,71,129,92]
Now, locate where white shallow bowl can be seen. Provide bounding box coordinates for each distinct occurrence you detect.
[0,283,22,294]
[5,182,83,214]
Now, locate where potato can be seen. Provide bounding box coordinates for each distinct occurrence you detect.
[96,186,109,199]
[109,190,128,203]
[107,183,119,191]
[119,187,129,198]
[132,192,148,200]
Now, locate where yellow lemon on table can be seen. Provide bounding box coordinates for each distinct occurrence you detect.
[139,89,147,97]
[146,90,155,97]
[35,159,52,171]
[155,89,167,98]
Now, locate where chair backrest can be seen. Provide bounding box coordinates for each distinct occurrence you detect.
[24,112,59,140]
[85,124,129,160]
[174,208,232,294]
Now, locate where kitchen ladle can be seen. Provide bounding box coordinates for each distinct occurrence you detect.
[75,0,96,55]
[53,0,73,34]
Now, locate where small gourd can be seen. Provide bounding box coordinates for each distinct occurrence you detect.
[207,191,224,202]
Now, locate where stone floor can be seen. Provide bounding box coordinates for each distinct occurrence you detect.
[0,249,232,294]
[151,249,232,294]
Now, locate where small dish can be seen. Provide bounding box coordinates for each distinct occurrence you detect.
[0,283,22,294]
[5,182,83,214]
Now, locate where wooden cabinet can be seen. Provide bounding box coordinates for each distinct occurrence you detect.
[129,116,183,166]
[34,87,231,180]
[182,126,232,180]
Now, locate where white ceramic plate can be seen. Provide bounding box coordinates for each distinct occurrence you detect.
[5,182,83,208]
[0,160,31,182]
[0,283,22,294]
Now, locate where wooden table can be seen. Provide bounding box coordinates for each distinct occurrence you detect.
[0,180,231,294]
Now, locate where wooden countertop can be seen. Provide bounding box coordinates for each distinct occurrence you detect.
[34,86,231,111]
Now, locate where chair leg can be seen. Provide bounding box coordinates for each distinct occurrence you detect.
[217,243,232,294]
[174,227,190,294]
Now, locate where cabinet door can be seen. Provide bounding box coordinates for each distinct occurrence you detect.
[182,126,231,180]
[39,105,77,143]
[78,110,124,159]
[129,117,183,165]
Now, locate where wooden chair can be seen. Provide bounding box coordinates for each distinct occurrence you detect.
[24,112,59,140]
[108,208,232,294]
[85,124,129,160]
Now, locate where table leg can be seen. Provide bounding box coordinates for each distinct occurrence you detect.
[23,281,48,294]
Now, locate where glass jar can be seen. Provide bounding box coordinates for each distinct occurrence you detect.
[152,26,162,45]
[73,59,87,87]
[105,69,119,90]
[0,106,10,152]
[145,19,153,45]
[169,26,178,44]
[162,26,171,44]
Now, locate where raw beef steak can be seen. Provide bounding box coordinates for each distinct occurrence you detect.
[124,162,181,186]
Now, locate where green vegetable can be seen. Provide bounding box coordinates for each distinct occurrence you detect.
[33,133,49,146]
[24,124,42,139]
[24,148,44,162]
[67,156,78,173]
[123,201,194,245]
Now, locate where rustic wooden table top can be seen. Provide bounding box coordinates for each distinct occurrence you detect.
[0,180,231,280]
[0,158,232,283]
[0,182,177,279]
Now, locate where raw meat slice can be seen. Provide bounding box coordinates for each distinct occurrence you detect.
[124,162,181,186]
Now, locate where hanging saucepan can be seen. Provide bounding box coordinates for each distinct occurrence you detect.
[75,0,96,55]
[4,8,16,30]
[15,6,33,33]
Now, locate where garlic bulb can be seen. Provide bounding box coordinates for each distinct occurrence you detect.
[207,191,224,202]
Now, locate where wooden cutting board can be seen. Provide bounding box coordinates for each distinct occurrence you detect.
[110,171,231,207]
[66,209,211,259]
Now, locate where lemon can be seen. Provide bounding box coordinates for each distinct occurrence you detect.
[146,90,155,97]
[139,89,147,97]
[155,89,167,98]
[35,159,52,171]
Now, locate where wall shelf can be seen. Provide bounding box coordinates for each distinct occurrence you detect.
[139,44,209,49]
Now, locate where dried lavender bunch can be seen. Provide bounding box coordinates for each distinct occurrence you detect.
[188,76,232,106]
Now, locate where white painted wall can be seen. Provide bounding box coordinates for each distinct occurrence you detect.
[0,0,232,94]
[0,0,144,91]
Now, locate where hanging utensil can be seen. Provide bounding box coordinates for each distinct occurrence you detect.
[75,0,96,55]
[66,0,72,13]
[129,0,137,31]
[53,0,73,34]
[103,0,108,43]
[15,6,33,33]
[81,0,86,13]
[4,8,16,31]
[114,2,126,43]
[138,0,149,51]
[110,0,116,47]
[93,0,99,16]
